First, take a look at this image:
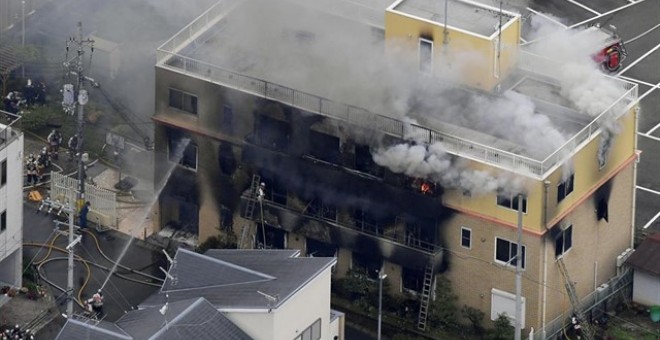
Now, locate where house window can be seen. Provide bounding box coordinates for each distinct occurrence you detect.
[402,267,425,292]
[294,318,321,340]
[309,130,340,164]
[222,105,233,132]
[351,253,382,280]
[491,288,525,328]
[168,134,198,171]
[461,227,471,249]
[1,210,6,232]
[168,88,198,114]
[495,237,526,269]
[419,38,433,73]
[1,159,6,186]
[557,174,574,203]
[554,225,573,257]
[497,193,527,213]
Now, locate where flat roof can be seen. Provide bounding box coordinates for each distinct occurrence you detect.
[157,0,637,177]
[391,0,517,37]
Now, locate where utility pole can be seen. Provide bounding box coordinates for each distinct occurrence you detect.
[21,0,25,78]
[514,193,523,340]
[377,271,387,340]
[62,21,94,317]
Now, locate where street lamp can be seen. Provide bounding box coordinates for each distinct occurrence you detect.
[378,271,387,340]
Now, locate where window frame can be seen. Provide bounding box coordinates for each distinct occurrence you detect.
[0,210,6,233]
[167,138,198,172]
[168,88,198,115]
[494,237,526,269]
[460,227,472,249]
[1,159,6,186]
[496,193,527,214]
[554,225,573,258]
[293,318,321,340]
[419,38,434,73]
[557,173,575,203]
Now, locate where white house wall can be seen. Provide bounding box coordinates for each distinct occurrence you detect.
[632,270,660,307]
[0,133,24,287]
[224,310,275,340]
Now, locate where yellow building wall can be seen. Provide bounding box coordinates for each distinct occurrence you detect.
[384,10,520,91]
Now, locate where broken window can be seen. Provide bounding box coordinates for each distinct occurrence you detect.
[309,130,341,164]
[167,129,197,171]
[596,198,609,222]
[402,267,425,292]
[497,193,527,213]
[306,238,337,258]
[557,174,575,203]
[305,198,337,221]
[168,88,198,114]
[354,144,383,177]
[257,115,291,150]
[495,237,526,269]
[554,225,572,257]
[351,252,382,280]
[256,223,286,249]
[352,208,392,236]
[405,216,436,251]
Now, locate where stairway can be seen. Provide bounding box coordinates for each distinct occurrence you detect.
[417,261,434,331]
[239,175,261,249]
[557,257,595,340]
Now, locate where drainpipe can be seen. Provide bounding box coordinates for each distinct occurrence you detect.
[631,105,640,249]
[541,180,551,339]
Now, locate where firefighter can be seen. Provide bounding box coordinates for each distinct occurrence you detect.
[47,129,62,159]
[67,134,79,161]
[79,201,91,229]
[257,182,266,202]
[26,160,38,186]
[85,290,104,317]
[571,314,583,340]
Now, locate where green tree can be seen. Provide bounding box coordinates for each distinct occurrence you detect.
[488,313,514,340]
[427,276,459,331]
[462,305,485,336]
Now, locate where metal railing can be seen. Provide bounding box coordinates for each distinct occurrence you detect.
[156,1,638,179]
[0,111,22,148]
[50,171,117,229]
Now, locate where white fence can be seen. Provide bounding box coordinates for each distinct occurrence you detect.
[49,171,117,228]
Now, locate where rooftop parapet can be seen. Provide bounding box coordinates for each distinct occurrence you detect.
[0,111,22,149]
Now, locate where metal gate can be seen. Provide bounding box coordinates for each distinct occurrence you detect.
[49,171,117,229]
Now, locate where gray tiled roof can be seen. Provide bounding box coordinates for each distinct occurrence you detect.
[117,297,252,340]
[55,318,132,340]
[140,249,336,311]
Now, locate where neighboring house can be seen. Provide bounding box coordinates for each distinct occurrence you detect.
[0,114,24,300]
[55,297,253,340]
[151,0,638,335]
[626,233,660,306]
[139,249,343,340]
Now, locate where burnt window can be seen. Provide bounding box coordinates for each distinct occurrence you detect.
[554,225,573,257]
[352,208,392,236]
[309,130,340,164]
[257,115,291,150]
[168,88,198,114]
[355,144,383,177]
[495,237,526,269]
[351,252,382,280]
[497,193,527,213]
[405,217,436,251]
[305,199,337,221]
[1,159,6,186]
[222,105,233,132]
[306,238,337,258]
[167,130,197,171]
[402,267,425,292]
[259,172,288,205]
[557,174,575,203]
[597,198,609,222]
[256,223,286,249]
[461,227,471,249]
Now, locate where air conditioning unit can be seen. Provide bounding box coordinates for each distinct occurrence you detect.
[596,283,609,293]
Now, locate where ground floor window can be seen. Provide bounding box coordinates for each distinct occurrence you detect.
[306,238,337,258]
[491,288,525,329]
[351,252,382,280]
[402,267,425,293]
[255,223,287,249]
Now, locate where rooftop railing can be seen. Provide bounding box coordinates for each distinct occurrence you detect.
[157,0,639,179]
[0,111,22,148]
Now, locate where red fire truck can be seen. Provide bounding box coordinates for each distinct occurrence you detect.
[588,25,628,73]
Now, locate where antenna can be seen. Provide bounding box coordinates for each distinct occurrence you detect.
[162,249,174,265]
[257,290,279,312]
[496,0,503,80]
[442,0,449,51]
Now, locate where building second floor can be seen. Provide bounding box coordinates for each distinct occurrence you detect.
[0,116,24,262]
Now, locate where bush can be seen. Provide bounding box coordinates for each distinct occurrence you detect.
[487,313,514,340]
[462,305,485,336]
[196,233,238,253]
[427,276,459,331]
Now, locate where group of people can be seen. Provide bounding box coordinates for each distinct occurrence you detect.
[1,325,34,340]
[2,79,46,116]
[25,129,80,186]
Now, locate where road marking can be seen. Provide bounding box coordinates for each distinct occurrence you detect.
[564,0,600,15]
[618,75,657,88]
[526,7,568,28]
[639,84,660,102]
[643,210,660,229]
[617,41,660,76]
[520,37,528,44]
[626,22,660,45]
[637,186,660,196]
[639,133,660,142]
[570,1,641,28]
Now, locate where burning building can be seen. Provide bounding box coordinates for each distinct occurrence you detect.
[152,0,639,335]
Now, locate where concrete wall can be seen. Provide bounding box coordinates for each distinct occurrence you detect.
[224,310,275,340]
[0,132,23,287]
[632,270,660,306]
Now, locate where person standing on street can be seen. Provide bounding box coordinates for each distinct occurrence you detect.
[79,201,91,229]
